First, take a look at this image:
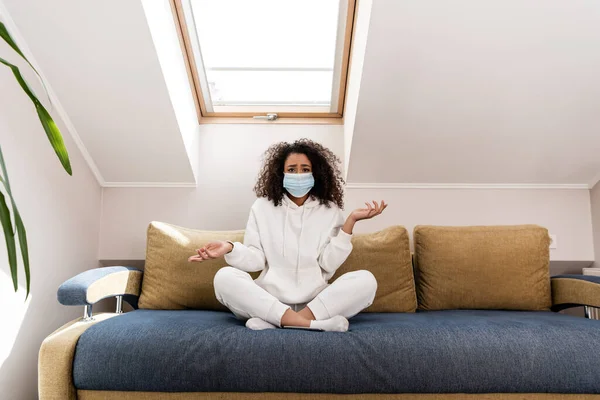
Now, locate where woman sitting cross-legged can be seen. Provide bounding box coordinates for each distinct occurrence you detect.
[189,139,387,332]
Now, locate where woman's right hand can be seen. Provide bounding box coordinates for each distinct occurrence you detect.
[188,241,233,262]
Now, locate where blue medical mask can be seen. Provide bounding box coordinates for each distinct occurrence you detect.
[283,173,315,198]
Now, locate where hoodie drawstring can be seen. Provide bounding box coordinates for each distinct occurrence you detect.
[283,202,290,258]
[296,207,307,285]
[282,196,313,286]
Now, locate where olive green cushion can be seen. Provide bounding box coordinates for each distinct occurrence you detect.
[138,221,251,310]
[414,225,551,311]
[332,226,417,313]
[139,222,416,312]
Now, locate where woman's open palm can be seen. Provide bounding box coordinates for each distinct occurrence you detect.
[188,241,231,262]
[351,200,387,222]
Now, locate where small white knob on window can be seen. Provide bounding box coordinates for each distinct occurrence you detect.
[253,113,278,121]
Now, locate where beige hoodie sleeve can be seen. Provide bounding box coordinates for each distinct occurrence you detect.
[224,208,266,272]
[318,208,353,274]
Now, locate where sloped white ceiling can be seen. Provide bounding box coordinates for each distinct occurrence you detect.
[2,0,195,184]
[4,0,600,186]
[347,0,600,185]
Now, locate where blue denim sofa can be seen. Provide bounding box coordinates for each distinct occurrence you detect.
[38,267,600,400]
[40,220,600,400]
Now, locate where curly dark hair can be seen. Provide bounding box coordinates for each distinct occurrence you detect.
[254,139,345,209]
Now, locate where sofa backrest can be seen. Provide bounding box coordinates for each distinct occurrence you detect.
[413,225,552,311]
[138,221,416,313]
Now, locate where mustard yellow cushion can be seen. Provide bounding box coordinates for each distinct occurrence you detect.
[414,225,551,311]
[331,226,417,313]
[138,221,252,310]
[139,222,416,312]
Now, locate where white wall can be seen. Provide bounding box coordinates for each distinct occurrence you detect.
[345,187,594,262]
[100,156,594,263]
[0,15,102,399]
[99,123,343,259]
[591,183,600,267]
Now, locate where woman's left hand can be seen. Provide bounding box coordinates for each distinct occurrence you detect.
[350,200,387,222]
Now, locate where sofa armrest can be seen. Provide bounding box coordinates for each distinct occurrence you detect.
[551,274,600,312]
[57,266,143,309]
[39,313,119,400]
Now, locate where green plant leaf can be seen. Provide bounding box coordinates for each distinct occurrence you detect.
[0,190,17,291]
[0,56,36,101]
[0,21,35,74]
[0,147,30,297]
[0,57,72,175]
[0,21,52,106]
[13,211,29,297]
[35,104,72,175]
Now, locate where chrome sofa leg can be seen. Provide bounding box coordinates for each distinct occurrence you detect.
[584,306,591,319]
[115,295,123,314]
[83,305,94,321]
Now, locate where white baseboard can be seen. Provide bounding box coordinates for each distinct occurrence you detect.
[345,183,590,190]
[102,182,197,188]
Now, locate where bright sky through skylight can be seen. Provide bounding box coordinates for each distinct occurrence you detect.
[190,0,341,106]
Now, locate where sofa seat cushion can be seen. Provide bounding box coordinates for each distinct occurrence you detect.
[73,310,600,394]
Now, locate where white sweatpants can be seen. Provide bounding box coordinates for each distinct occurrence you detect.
[214,267,378,327]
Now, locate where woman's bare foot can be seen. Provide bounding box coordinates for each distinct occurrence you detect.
[280,309,311,327]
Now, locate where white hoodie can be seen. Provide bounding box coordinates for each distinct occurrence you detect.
[224,195,353,304]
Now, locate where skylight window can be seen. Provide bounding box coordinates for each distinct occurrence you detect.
[172,0,356,121]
